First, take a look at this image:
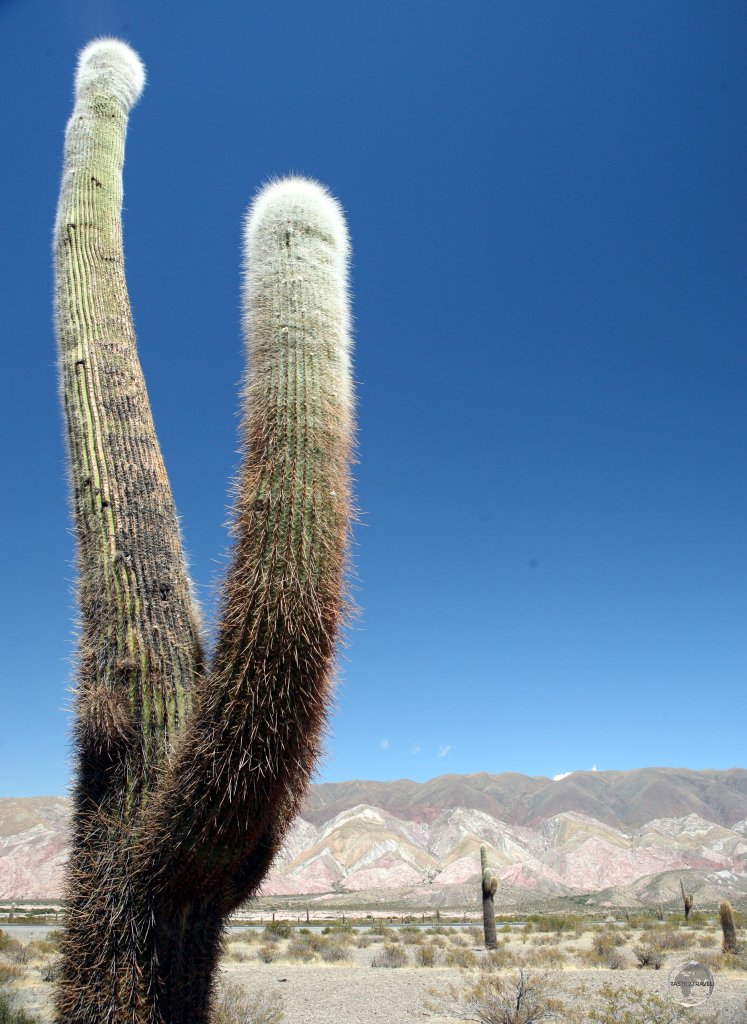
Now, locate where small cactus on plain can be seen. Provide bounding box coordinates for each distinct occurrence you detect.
[680,879,694,921]
[480,844,498,949]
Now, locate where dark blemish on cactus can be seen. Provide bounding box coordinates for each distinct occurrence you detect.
[285,230,292,247]
[75,358,86,368]
[91,176,102,187]
[253,500,265,513]
[159,582,171,601]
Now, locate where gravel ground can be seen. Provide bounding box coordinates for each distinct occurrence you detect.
[221,947,747,1024]
[5,931,747,1023]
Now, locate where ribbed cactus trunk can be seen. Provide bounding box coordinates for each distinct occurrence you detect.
[679,879,693,921]
[719,899,740,954]
[53,39,354,1024]
[480,845,498,949]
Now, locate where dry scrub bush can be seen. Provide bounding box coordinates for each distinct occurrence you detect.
[372,944,408,968]
[286,937,317,962]
[416,944,438,967]
[531,946,567,969]
[445,947,478,969]
[0,966,23,987]
[226,930,256,945]
[256,945,278,964]
[583,982,718,1024]
[718,950,747,971]
[581,931,626,969]
[482,947,519,971]
[633,945,665,970]
[225,948,251,964]
[318,941,350,963]
[651,927,688,951]
[213,981,284,1024]
[425,968,562,1024]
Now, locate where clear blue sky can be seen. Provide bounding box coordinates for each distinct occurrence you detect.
[1,0,745,797]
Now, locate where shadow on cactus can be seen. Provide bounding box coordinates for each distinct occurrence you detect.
[53,38,355,1024]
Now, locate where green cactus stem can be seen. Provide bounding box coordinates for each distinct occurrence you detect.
[53,39,354,1024]
[480,844,498,949]
[719,899,740,954]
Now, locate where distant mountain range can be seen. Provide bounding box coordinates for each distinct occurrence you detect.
[2,768,746,909]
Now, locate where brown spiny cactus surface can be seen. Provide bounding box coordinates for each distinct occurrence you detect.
[53,40,354,1024]
[719,899,740,954]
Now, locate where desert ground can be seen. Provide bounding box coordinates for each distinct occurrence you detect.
[1,915,746,1023]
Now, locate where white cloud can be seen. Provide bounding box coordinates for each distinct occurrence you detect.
[438,744,452,758]
[380,738,390,750]
[411,744,421,755]
[553,765,600,782]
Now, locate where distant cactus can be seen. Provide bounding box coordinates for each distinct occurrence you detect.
[680,879,693,921]
[719,900,740,953]
[480,845,498,949]
[656,902,665,922]
[53,38,354,1024]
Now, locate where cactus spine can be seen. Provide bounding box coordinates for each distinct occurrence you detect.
[719,900,740,954]
[679,878,693,921]
[53,39,353,1024]
[480,844,498,949]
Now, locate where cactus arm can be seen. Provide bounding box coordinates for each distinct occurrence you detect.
[53,39,204,810]
[136,178,354,899]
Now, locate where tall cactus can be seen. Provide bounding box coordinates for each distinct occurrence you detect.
[679,878,693,921]
[53,38,354,1024]
[480,845,498,949]
[719,899,740,954]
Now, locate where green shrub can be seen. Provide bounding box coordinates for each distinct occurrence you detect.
[527,914,581,934]
[262,921,293,941]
